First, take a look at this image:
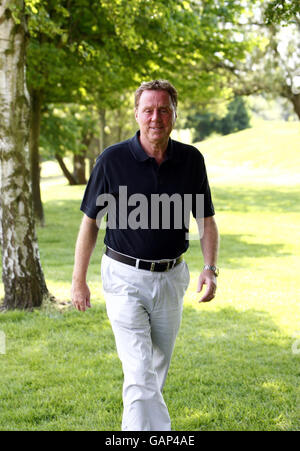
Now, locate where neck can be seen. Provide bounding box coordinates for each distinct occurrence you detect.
[139,134,169,164]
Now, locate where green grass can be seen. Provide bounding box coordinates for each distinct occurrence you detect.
[197,120,300,186]
[0,121,300,430]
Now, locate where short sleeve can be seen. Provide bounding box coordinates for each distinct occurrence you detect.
[80,156,109,219]
[192,152,215,218]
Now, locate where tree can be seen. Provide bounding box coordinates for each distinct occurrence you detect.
[25,0,93,223]
[0,0,48,310]
[25,0,253,222]
[218,96,251,135]
[40,103,99,184]
[220,1,300,121]
[265,0,300,24]
[39,97,139,186]
[186,96,251,142]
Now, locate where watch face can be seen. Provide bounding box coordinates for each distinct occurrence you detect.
[204,265,219,276]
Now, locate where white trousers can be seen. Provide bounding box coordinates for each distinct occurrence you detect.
[101,253,190,431]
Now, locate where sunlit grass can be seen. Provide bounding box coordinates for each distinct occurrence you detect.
[197,120,300,185]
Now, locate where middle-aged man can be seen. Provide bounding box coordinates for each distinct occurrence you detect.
[71,80,219,431]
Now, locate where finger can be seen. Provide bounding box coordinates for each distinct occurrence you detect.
[197,278,204,293]
[72,300,80,311]
[81,298,91,311]
[79,301,86,312]
[85,290,91,309]
[71,294,80,310]
[74,299,86,311]
[199,292,215,303]
[198,288,211,302]
[74,301,81,311]
[198,283,216,303]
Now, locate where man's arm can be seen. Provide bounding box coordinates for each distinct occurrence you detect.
[71,214,99,311]
[196,216,219,303]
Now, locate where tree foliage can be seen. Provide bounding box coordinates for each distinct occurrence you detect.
[20,0,256,193]
[24,0,252,106]
[219,0,300,121]
[265,0,300,25]
[186,96,251,142]
[40,104,98,160]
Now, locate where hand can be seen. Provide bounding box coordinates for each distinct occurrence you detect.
[197,269,217,303]
[71,281,91,312]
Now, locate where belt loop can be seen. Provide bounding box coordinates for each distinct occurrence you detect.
[135,258,140,269]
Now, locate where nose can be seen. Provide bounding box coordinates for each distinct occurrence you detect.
[151,109,161,121]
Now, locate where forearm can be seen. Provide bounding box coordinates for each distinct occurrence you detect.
[197,216,219,265]
[195,216,219,303]
[72,215,99,283]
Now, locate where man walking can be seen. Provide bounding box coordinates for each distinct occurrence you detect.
[71,80,219,431]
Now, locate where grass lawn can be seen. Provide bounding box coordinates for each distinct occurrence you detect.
[0,122,300,431]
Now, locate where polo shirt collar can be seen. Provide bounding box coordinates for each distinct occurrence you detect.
[129,131,181,163]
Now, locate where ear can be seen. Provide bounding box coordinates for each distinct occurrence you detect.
[134,108,138,122]
[173,111,177,125]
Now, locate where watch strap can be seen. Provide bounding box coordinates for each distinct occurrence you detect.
[203,264,219,277]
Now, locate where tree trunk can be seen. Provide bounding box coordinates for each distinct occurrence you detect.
[88,155,95,176]
[116,107,124,143]
[73,152,86,184]
[0,1,48,310]
[55,153,78,185]
[99,108,107,153]
[291,93,300,120]
[29,89,44,226]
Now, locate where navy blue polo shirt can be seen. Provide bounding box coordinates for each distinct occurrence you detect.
[80,131,215,260]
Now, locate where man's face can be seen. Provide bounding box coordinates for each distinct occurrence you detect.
[135,90,176,146]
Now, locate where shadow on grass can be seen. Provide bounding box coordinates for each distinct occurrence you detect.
[40,197,291,274]
[212,186,300,213]
[1,301,299,430]
[36,198,105,279]
[0,302,123,430]
[37,198,105,245]
[38,199,83,228]
[188,233,290,269]
[168,305,299,431]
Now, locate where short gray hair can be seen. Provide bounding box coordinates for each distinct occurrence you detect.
[135,79,178,111]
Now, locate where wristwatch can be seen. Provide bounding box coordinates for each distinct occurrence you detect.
[203,265,219,277]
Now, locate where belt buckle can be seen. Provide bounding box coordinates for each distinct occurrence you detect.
[150,260,172,272]
[160,260,170,271]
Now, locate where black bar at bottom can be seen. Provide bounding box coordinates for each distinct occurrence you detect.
[99,431,199,448]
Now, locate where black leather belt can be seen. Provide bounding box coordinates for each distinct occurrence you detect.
[105,247,183,272]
